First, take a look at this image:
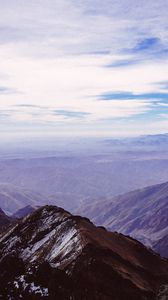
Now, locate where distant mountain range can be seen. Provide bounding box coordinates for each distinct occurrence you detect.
[0,183,45,214]
[13,205,40,218]
[0,205,168,299]
[0,134,168,213]
[104,134,168,148]
[77,181,168,257]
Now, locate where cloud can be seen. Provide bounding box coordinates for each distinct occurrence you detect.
[105,59,139,68]
[0,86,17,94]
[106,37,168,69]
[98,91,168,101]
[133,38,160,52]
[0,0,168,136]
[53,110,91,119]
[154,81,168,91]
[0,0,167,59]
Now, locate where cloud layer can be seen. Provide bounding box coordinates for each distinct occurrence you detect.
[0,0,168,136]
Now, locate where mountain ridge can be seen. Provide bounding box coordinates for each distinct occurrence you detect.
[0,183,45,214]
[76,181,168,257]
[0,205,168,299]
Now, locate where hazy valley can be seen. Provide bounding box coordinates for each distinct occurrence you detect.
[0,135,168,214]
[0,135,168,299]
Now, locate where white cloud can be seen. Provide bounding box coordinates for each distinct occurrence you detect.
[0,0,168,135]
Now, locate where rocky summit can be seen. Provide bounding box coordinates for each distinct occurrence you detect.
[0,205,168,299]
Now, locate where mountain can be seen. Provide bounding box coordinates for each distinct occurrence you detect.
[0,183,46,214]
[104,134,168,148]
[0,205,168,299]
[1,134,168,214]
[0,208,12,229]
[154,235,168,258]
[13,205,40,218]
[76,181,168,257]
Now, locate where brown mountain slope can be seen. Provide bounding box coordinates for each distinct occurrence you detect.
[77,181,168,257]
[0,205,168,299]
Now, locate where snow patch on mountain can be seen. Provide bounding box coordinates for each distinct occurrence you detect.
[0,206,83,269]
[47,227,82,266]
[14,275,49,296]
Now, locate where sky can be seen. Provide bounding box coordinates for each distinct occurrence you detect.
[0,0,168,137]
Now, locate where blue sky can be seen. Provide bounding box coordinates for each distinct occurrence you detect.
[0,0,168,137]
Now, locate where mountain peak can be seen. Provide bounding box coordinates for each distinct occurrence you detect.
[0,205,83,269]
[1,205,168,299]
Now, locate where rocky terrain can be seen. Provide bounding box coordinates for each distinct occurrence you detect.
[0,205,168,299]
[0,208,12,230]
